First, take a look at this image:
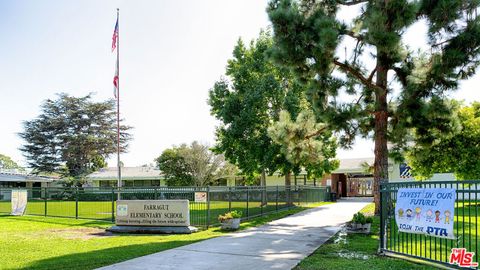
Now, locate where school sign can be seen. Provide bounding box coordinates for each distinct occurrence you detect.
[395,188,456,239]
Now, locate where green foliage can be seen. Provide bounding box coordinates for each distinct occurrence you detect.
[209,30,337,181]
[360,161,374,174]
[156,148,195,186]
[351,212,367,225]
[218,210,243,222]
[0,154,23,171]
[267,0,480,212]
[365,216,373,224]
[208,31,297,179]
[156,141,234,186]
[407,102,480,180]
[268,110,339,178]
[19,93,132,180]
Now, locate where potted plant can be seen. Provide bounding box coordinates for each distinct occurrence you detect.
[350,212,373,233]
[218,210,242,230]
[363,216,373,232]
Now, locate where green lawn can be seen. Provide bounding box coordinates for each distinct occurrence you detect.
[295,203,440,270]
[0,202,331,270]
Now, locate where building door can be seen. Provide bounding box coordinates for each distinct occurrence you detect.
[348,178,373,197]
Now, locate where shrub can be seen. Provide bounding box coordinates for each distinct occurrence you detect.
[365,216,373,224]
[352,212,366,225]
[351,212,373,225]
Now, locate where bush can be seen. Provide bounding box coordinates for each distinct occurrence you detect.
[365,216,373,224]
[351,212,367,225]
[351,212,373,225]
[218,210,243,222]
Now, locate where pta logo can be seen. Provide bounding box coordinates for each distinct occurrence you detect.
[449,248,479,268]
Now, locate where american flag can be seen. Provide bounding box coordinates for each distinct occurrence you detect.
[112,18,119,98]
[113,61,119,98]
[112,19,118,52]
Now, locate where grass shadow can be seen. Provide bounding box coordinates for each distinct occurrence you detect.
[17,240,201,270]
[3,215,111,228]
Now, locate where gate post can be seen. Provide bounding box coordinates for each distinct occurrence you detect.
[246,186,249,219]
[379,179,387,254]
[44,187,48,217]
[111,187,115,223]
[228,186,232,212]
[275,185,279,211]
[75,187,79,219]
[206,186,211,229]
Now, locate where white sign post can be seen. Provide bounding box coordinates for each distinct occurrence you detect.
[11,189,28,216]
[395,188,456,239]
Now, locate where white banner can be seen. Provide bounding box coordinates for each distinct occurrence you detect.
[194,192,207,203]
[395,188,456,239]
[11,189,28,216]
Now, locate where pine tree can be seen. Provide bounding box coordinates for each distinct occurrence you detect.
[19,93,132,179]
[267,0,480,212]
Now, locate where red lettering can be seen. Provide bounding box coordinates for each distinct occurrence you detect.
[450,248,479,267]
[450,248,464,264]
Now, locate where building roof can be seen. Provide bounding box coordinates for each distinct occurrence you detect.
[87,158,377,181]
[0,172,56,182]
[332,157,374,174]
[87,166,163,180]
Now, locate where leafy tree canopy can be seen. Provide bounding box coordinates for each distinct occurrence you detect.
[0,154,24,171]
[208,31,338,183]
[407,102,480,180]
[156,141,235,186]
[19,93,132,179]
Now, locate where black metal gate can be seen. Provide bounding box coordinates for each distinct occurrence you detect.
[379,180,479,269]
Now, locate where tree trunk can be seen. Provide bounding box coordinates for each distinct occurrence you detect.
[261,169,267,206]
[285,171,292,205]
[373,58,389,215]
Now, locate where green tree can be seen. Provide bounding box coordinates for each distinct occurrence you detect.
[0,154,24,171]
[156,141,231,186]
[407,102,480,180]
[19,93,132,180]
[268,110,339,178]
[209,31,338,189]
[267,0,480,212]
[156,147,194,186]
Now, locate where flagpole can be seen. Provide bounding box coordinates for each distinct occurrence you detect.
[116,8,122,198]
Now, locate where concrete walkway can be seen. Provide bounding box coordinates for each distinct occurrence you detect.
[98,198,371,270]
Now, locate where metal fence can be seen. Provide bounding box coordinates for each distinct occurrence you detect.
[0,185,330,228]
[379,180,480,268]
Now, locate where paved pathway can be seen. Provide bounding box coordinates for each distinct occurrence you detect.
[98,198,371,270]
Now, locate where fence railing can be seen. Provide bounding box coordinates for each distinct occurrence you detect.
[0,185,330,228]
[379,180,480,268]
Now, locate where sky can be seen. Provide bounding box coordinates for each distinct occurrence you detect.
[1,1,479,168]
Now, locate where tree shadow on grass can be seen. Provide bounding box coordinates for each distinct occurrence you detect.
[2,215,111,228]
[17,240,203,270]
